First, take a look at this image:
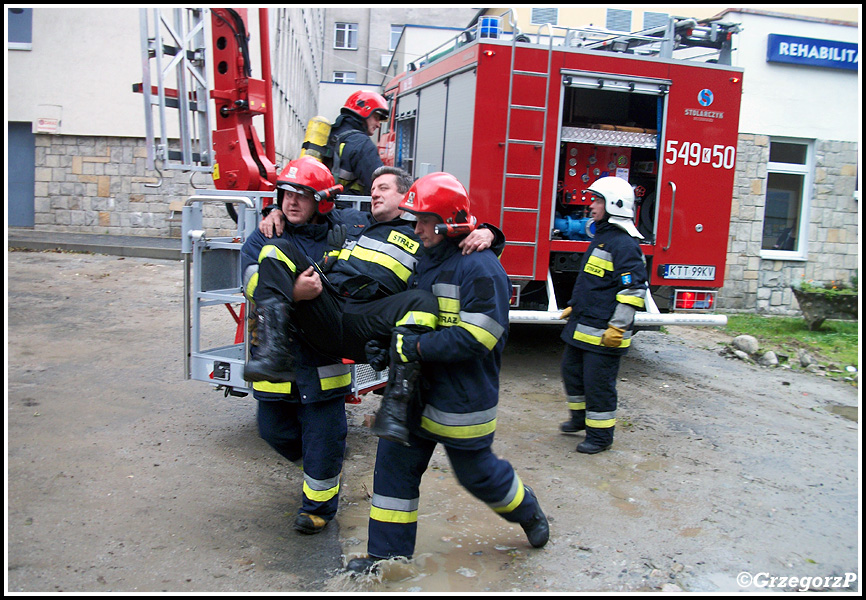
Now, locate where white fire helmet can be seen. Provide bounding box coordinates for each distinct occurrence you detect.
[584,176,643,239]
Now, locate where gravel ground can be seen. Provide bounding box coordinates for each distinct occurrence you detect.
[6,250,860,593]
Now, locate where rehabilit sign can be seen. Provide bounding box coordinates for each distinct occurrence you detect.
[767,34,858,71]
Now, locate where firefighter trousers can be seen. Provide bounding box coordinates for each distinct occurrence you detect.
[256,396,347,521]
[365,433,540,560]
[254,240,438,363]
[560,344,621,446]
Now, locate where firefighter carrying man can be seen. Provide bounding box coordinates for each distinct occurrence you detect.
[346,173,549,575]
[240,157,368,534]
[559,176,648,454]
[246,162,502,446]
[301,90,388,196]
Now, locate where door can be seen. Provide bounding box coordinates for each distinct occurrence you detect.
[655,65,743,288]
[8,122,36,227]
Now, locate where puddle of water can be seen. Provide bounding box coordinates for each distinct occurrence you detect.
[826,405,858,422]
[332,453,538,592]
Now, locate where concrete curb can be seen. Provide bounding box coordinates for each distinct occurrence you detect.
[7,229,182,261]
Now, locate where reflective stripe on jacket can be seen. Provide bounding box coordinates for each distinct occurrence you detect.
[561,221,648,355]
[328,218,422,299]
[410,239,510,450]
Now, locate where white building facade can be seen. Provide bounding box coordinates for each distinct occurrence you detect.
[714,9,859,313]
[7,7,324,236]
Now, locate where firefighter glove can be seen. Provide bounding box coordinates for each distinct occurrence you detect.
[328,224,347,251]
[364,339,390,371]
[559,306,572,320]
[391,327,422,363]
[248,314,259,346]
[319,224,347,273]
[601,325,625,348]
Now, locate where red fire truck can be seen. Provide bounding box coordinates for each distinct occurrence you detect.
[138,10,742,397]
[377,14,743,325]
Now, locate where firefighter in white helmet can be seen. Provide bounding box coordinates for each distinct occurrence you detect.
[559,176,648,454]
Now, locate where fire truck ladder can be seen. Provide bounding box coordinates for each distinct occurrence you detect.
[500,23,555,280]
[137,7,213,183]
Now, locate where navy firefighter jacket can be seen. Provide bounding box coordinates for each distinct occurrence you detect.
[327,216,422,300]
[561,220,648,355]
[240,213,360,403]
[329,112,384,195]
[409,238,511,450]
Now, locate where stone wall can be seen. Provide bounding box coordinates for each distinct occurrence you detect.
[33,134,237,238]
[719,134,859,315]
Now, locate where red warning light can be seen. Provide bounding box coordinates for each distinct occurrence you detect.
[674,290,717,311]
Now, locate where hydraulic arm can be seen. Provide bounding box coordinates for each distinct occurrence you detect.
[209,8,276,193]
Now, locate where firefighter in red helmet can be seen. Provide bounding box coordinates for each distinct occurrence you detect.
[346,172,549,575]
[329,90,389,195]
[247,162,504,446]
[240,155,368,536]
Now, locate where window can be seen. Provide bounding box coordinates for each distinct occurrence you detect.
[395,116,415,173]
[761,139,812,259]
[606,9,632,32]
[390,25,402,52]
[334,22,358,50]
[8,7,33,50]
[642,11,669,30]
[333,71,356,84]
[531,8,558,26]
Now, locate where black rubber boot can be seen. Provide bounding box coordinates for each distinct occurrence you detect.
[520,486,550,548]
[576,427,613,454]
[345,555,385,576]
[293,512,328,535]
[243,299,296,383]
[370,361,419,446]
[559,409,586,434]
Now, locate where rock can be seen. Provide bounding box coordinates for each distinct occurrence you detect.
[758,351,778,367]
[732,335,759,354]
[798,350,817,367]
[661,583,684,592]
[732,349,753,363]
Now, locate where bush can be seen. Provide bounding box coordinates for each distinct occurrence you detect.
[795,277,858,298]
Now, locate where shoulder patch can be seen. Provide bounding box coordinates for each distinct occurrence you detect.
[473,276,495,301]
[621,272,633,286]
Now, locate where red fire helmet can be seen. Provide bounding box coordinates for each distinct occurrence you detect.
[276,156,339,214]
[341,90,389,120]
[399,172,477,236]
